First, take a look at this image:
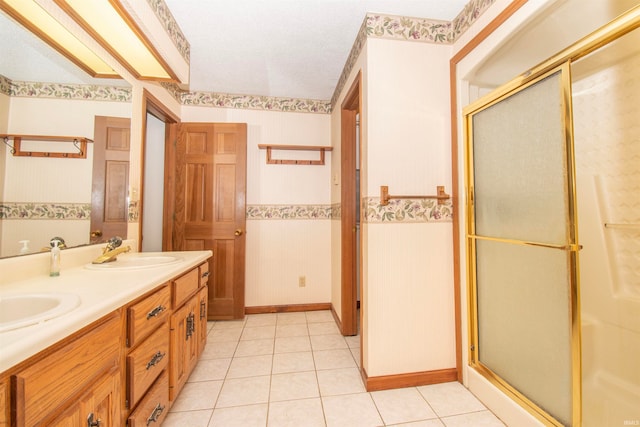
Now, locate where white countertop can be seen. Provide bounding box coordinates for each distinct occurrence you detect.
[0,249,212,373]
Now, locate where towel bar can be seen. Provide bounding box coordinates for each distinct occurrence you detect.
[380,185,450,206]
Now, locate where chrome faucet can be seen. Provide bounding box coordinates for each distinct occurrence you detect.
[92,236,131,264]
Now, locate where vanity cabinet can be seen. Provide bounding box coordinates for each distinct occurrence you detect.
[12,311,122,426]
[169,262,209,401]
[1,255,210,426]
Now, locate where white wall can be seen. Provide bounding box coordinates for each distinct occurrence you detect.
[181,106,332,307]
[361,38,455,377]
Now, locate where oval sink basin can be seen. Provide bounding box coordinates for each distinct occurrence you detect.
[0,293,80,333]
[85,253,183,271]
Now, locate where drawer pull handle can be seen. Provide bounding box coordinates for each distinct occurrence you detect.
[147,305,166,320]
[202,271,210,278]
[146,351,166,370]
[87,413,101,427]
[146,403,165,425]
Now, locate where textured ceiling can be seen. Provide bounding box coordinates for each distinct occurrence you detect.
[0,1,469,100]
[163,0,469,100]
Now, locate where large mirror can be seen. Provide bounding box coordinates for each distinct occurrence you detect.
[0,10,132,258]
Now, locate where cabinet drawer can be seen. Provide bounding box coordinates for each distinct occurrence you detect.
[199,261,210,285]
[13,312,121,427]
[173,268,199,308]
[128,285,170,347]
[128,370,169,427]
[128,323,169,407]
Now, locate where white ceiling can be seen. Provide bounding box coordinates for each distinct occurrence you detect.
[0,0,469,100]
[163,0,469,100]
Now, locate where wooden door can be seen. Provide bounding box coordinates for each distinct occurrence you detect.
[174,123,247,320]
[91,116,131,243]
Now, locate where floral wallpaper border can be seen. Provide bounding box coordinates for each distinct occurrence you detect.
[245,201,452,223]
[0,201,452,223]
[129,202,139,222]
[162,83,332,114]
[362,197,453,223]
[146,0,190,62]
[246,204,332,220]
[0,202,91,220]
[0,202,139,223]
[0,74,10,96]
[3,77,132,102]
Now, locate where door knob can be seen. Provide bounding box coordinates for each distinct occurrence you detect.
[90,230,103,238]
[234,229,243,236]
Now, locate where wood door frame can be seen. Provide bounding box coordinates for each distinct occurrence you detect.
[139,89,180,252]
[340,72,361,336]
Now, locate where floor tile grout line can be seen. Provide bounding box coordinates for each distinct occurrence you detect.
[169,311,503,426]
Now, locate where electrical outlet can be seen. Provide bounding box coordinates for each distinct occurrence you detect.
[298,276,306,287]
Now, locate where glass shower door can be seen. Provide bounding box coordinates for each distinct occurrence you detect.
[465,64,580,426]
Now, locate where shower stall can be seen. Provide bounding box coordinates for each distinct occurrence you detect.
[572,28,640,426]
[463,7,639,426]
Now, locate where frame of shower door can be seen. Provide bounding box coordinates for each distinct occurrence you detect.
[462,6,640,427]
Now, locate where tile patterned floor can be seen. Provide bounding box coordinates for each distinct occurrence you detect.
[165,310,506,427]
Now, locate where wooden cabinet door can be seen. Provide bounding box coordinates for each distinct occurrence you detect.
[197,285,209,357]
[173,123,247,320]
[46,402,82,426]
[47,367,120,427]
[169,296,198,402]
[82,367,121,427]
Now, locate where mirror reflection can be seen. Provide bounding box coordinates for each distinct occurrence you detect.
[0,11,132,258]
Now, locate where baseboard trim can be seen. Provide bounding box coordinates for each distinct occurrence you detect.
[245,303,332,314]
[362,367,459,391]
[330,304,343,332]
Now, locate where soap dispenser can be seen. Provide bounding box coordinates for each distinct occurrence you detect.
[50,239,62,277]
[19,240,30,255]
